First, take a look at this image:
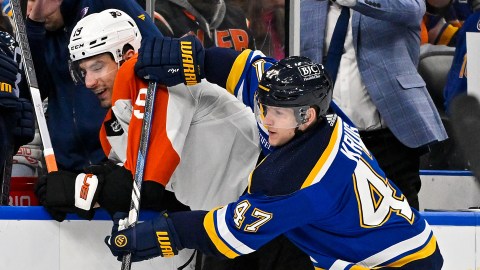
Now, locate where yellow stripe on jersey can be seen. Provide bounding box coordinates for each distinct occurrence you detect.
[226,49,253,95]
[386,235,438,268]
[350,266,371,269]
[203,208,240,259]
[301,118,342,189]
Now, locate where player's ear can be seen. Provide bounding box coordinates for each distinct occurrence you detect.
[123,49,135,61]
[298,107,317,131]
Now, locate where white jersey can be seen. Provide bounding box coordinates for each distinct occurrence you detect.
[100,55,260,210]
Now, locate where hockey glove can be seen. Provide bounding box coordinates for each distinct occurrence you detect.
[34,161,135,221]
[134,35,205,86]
[34,170,104,221]
[105,211,181,262]
[0,52,19,110]
[13,98,35,152]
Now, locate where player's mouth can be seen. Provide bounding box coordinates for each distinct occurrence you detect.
[94,88,108,98]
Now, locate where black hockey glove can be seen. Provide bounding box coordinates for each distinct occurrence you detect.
[34,161,136,222]
[105,211,181,262]
[134,35,205,86]
[34,170,105,222]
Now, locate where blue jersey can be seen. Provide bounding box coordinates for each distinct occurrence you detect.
[169,49,442,269]
[221,49,275,154]
[444,11,480,114]
[171,115,441,269]
[201,116,437,269]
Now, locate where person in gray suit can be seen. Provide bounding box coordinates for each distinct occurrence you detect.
[301,0,448,209]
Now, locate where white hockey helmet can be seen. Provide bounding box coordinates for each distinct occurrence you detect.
[68,9,142,84]
[69,8,141,63]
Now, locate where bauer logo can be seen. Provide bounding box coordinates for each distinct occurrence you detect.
[114,235,128,247]
[298,64,321,81]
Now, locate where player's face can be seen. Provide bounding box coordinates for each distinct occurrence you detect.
[263,107,298,147]
[79,54,119,108]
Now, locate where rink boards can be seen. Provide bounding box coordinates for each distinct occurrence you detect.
[0,171,478,270]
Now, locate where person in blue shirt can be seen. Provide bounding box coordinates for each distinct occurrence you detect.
[106,56,444,270]
[25,0,161,172]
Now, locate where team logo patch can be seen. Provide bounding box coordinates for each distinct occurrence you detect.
[114,235,128,247]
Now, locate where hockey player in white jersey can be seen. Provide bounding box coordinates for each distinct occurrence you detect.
[34,9,260,269]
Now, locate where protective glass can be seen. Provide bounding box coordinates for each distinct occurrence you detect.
[254,94,308,129]
[69,58,119,85]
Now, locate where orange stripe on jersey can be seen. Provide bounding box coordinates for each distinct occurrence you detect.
[114,55,181,187]
[99,110,112,157]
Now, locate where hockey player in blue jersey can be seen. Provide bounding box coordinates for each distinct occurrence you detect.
[106,56,443,269]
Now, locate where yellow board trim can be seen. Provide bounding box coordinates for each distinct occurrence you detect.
[226,49,253,95]
[301,119,341,189]
[203,208,240,259]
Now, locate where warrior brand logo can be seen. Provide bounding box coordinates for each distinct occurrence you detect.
[80,174,94,200]
[114,235,128,247]
[0,82,12,93]
[156,231,175,257]
[138,14,146,21]
[298,64,322,81]
[180,41,198,85]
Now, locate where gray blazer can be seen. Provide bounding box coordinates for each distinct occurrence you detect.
[300,0,447,148]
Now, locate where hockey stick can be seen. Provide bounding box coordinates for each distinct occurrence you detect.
[121,81,158,270]
[10,0,57,172]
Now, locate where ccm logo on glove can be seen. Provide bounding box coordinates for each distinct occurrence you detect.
[181,41,198,85]
[75,173,99,211]
[156,231,175,257]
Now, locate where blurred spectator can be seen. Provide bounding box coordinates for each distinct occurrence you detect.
[300,0,447,210]
[0,9,35,205]
[245,0,285,59]
[150,0,255,51]
[444,0,480,113]
[25,0,161,173]
[422,0,474,46]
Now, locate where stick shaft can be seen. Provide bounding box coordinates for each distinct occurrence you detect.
[10,0,57,172]
[121,81,158,270]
